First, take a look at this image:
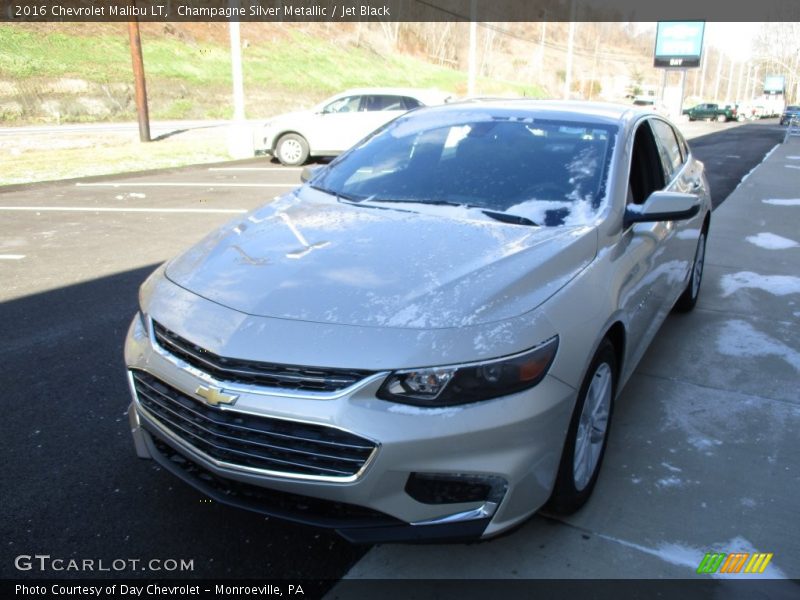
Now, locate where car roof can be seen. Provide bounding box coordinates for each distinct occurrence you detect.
[336,87,450,98]
[416,99,644,127]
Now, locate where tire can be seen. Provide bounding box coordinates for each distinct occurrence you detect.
[716,114,726,122]
[275,133,309,166]
[547,339,617,515]
[674,229,707,312]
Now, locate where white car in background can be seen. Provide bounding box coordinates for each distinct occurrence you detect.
[260,87,453,166]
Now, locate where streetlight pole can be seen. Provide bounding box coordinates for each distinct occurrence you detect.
[227,7,253,159]
[467,0,477,96]
[563,0,577,100]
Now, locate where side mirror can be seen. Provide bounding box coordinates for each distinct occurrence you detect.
[300,165,325,183]
[624,191,701,228]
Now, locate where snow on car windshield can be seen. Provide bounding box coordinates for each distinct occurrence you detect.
[314,115,617,226]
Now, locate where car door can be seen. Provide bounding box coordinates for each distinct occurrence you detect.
[308,94,366,154]
[650,119,708,310]
[616,118,678,367]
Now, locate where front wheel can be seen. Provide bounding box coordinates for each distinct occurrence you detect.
[716,114,726,122]
[275,133,309,166]
[547,339,617,515]
[674,230,707,312]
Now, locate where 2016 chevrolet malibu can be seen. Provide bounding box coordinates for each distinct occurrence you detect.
[125,101,711,543]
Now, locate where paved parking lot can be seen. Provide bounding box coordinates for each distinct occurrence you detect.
[1,121,796,588]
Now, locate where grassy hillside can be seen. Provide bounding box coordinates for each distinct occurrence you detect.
[0,24,545,124]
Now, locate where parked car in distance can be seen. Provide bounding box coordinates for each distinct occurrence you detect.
[126,101,711,543]
[259,87,453,166]
[780,105,800,125]
[632,97,670,115]
[683,102,738,122]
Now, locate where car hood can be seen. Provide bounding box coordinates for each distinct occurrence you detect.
[266,110,312,126]
[165,189,597,329]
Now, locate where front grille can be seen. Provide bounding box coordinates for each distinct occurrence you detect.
[152,321,373,393]
[131,370,377,480]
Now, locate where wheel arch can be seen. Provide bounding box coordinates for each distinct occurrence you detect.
[604,320,626,382]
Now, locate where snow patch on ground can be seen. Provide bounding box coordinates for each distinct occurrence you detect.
[716,319,800,371]
[719,271,800,297]
[595,533,788,578]
[659,368,800,454]
[745,232,799,250]
[763,198,800,207]
[656,476,684,488]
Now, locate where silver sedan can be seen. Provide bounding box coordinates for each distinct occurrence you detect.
[125,101,711,542]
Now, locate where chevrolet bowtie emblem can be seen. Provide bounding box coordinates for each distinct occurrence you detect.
[195,385,238,406]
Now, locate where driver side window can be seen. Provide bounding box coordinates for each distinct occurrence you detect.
[323,96,362,114]
[627,120,666,207]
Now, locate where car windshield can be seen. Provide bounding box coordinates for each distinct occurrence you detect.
[787,106,800,111]
[312,113,618,227]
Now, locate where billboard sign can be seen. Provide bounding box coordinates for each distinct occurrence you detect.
[654,21,705,68]
[764,75,785,94]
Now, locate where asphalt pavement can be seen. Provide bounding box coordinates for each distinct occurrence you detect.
[0,121,794,589]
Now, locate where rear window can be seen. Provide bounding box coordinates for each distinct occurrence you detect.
[315,115,618,227]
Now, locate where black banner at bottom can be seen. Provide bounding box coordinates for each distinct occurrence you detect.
[4,579,800,600]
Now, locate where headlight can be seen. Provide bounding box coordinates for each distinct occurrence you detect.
[377,336,559,407]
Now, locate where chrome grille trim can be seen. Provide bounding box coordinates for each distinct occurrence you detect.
[129,370,379,482]
[152,320,373,393]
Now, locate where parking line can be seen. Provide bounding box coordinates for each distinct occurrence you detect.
[0,206,247,214]
[75,182,297,188]
[207,167,303,172]
[0,254,25,260]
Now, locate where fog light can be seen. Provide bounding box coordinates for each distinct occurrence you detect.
[405,473,507,505]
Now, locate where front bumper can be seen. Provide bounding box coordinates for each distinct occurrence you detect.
[125,309,576,542]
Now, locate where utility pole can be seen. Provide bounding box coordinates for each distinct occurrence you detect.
[699,49,707,99]
[227,9,253,158]
[127,20,150,142]
[538,20,546,74]
[713,49,724,102]
[229,20,246,122]
[735,61,745,102]
[467,0,477,96]
[563,2,577,100]
[725,59,735,103]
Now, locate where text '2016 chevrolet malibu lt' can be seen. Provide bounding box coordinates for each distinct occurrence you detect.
[125,101,711,543]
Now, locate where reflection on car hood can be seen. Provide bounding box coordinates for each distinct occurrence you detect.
[165,189,598,329]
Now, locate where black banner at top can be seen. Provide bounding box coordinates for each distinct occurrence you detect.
[1,0,799,22]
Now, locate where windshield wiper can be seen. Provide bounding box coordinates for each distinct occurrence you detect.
[481,209,538,227]
[309,184,368,204]
[364,198,468,207]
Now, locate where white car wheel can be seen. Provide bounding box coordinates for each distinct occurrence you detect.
[276,134,309,166]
